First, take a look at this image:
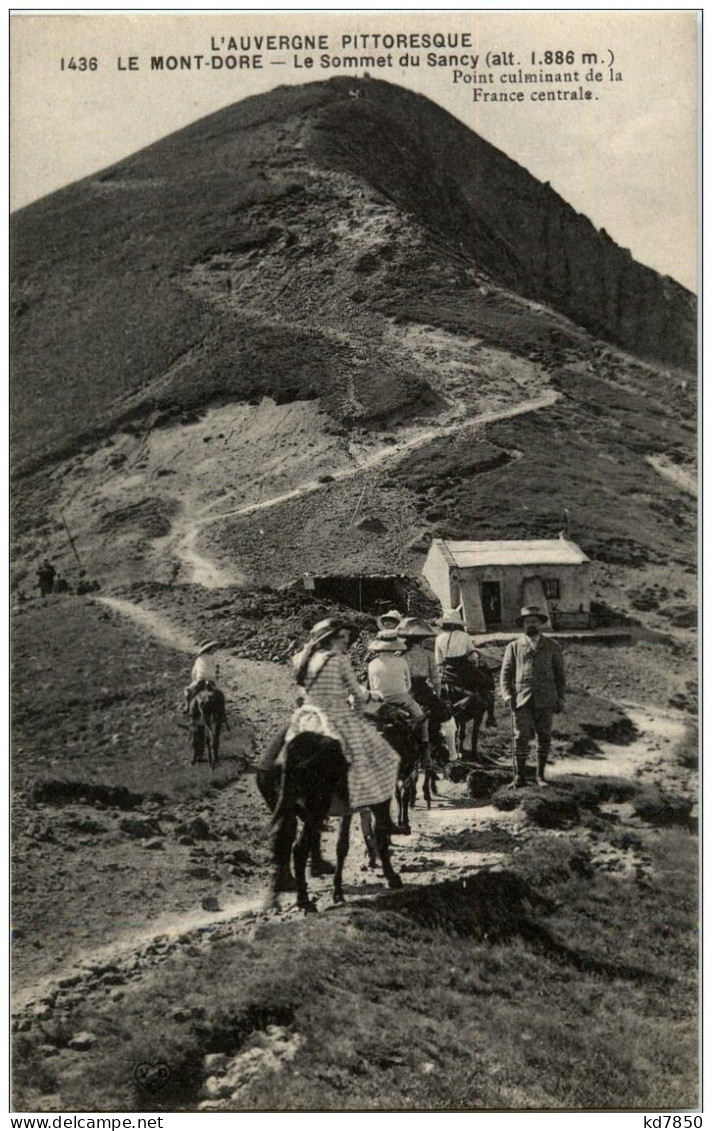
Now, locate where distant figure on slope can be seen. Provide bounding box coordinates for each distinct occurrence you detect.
[37,559,56,597]
[183,640,226,718]
[500,605,566,788]
[53,575,70,594]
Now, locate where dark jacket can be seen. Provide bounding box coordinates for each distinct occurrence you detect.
[500,634,565,711]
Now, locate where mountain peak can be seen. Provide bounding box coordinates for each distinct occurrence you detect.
[11,77,694,473]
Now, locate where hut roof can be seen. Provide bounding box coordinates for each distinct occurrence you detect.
[433,538,589,568]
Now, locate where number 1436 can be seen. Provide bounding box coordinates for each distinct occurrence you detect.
[60,57,98,71]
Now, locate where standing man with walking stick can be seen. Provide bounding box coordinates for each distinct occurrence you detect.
[500,606,566,788]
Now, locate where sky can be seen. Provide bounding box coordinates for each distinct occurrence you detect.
[10,10,698,291]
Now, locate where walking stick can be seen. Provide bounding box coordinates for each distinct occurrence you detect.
[509,705,518,788]
[59,510,83,569]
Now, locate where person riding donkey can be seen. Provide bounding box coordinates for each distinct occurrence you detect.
[398,617,457,762]
[435,609,497,759]
[500,605,566,788]
[183,640,226,718]
[366,635,431,762]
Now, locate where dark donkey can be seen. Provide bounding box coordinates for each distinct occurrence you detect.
[441,658,498,761]
[358,702,438,869]
[376,701,430,832]
[189,684,228,769]
[263,728,402,913]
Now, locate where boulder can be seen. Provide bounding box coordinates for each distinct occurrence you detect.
[491,784,582,827]
[175,816,212,841]
[490,787,520,812]
[467,766,513,799]
[68,1031,96,1052]
[662,604,696,628]
[356,516,388,534]
[444,762,468,784]
[119,818,162,839]
[522,790,580,829]
[354,252,380,275]
[204,1053,229,1073]
[407,529,433,553]
[632,789,693,827]
[226,849,256,866]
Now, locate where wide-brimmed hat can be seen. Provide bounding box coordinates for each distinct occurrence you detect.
[439,609,465,628]
[516,605,549,626]
[376,608,402,631]
[368,637,404,653]
[399,617,437,638]
[197,640,220,656]
[308,617,358,648]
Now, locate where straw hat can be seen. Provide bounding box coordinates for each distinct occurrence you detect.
[308,618,358,647]
[515,605,549,626]
[439,609,465,628]
[399,617,437,638]
[376,608,402,631]
[196,640,220,657]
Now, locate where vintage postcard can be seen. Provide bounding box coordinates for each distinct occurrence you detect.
[10,10,699,1115]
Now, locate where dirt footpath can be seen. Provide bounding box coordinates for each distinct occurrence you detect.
[13,622,692,1013]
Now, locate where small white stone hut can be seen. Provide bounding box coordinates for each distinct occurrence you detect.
[422,536,591,632]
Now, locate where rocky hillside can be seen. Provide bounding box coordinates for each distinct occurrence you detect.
[11,77,694,476]
[311,81,695,371]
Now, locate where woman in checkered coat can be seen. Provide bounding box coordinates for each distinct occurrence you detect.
[294,618,400,812]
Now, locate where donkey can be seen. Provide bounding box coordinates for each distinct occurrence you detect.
[442,661,498,761]
[376,701,429,833]
[268,730,402,913]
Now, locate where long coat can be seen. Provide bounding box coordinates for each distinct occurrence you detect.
[304,652,399,811]
[500,635,566,711]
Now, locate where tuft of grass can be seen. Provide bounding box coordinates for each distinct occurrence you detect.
[509,838,594,887]
[632,788,693,827]
[12,1036,59,1107]
[675,722,699,769]
[492,774,640,825]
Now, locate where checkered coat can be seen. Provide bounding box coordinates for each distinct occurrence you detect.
[304,652,400,811]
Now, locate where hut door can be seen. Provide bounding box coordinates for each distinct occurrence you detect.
[481,581,502,627]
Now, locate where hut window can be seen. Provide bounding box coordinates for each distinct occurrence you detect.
[543,578,561,599]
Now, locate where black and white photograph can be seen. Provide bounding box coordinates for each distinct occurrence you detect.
[9,9,699,1115]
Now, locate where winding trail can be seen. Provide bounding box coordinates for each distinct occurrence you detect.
[172,388,560,588]
[646,454,697,497]
[18,382,690,1019]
